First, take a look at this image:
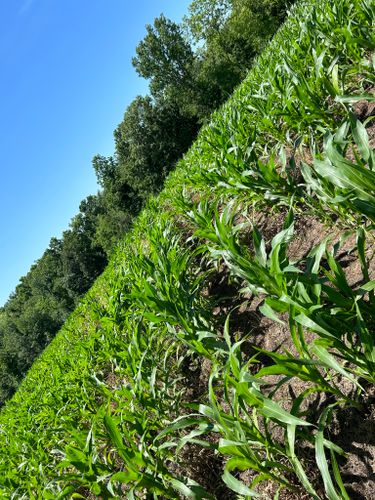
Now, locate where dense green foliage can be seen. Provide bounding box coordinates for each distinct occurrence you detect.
[0,0,291,406]
[0,0,374,497]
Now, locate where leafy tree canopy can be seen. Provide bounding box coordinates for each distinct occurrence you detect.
[132,15,194,96]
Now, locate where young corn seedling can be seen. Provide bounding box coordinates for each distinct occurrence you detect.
[184,200,299,299]
[301,115,375,224]
[121,220,225,358]
[184,114,299,205]
[57,311,209,498]
[156,317,350,499]
[293,232,375,385]
[185,200,372,388]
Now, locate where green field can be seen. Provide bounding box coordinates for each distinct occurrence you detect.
[0,0,374,497]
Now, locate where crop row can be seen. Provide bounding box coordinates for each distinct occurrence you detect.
[0,0,374,497]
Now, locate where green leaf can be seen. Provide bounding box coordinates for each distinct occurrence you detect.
[103,414,142,468]
[356,228,370,282]
[222,469,260,497]
[111,470,139,483]
[315,406,342,500]
[261,394,311,426]
[155,416,208,441]
[104,414,125,452]
[330,448,350,500]
[287,425,319,499]
[295,313,333,337]
[359,280,375,292]
[311,345,362,389]
[90,483,101,495]
[237,385,311,426]
[336,94,375,103]
[169,478,213,499]
[64,446,88,473]
[253,226,267,267]
[259,301,286,325]
[218,439,248,457]
[349,113,371,162]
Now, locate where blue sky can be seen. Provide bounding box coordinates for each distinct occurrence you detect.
[0,0,191,305]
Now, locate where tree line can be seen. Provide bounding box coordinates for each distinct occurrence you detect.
[0,0,293,406]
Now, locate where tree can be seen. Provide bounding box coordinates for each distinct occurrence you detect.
[185,0,231,44]
[92,155,141,253]
[60,198,107,299]
[92,155,117,189]
[182,0,293,117]
[132,15,194,97]
[114,95,198,198]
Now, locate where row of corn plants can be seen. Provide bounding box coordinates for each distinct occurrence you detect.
[107,208,373,498]
[0,0,373,497]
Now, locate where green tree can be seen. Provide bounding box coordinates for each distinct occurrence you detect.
[114,95,198,197]
[132,15,194,97]
[183,0,294,116]
[185,0,231,44]
[60,198,107,299]
[92,155,141,254]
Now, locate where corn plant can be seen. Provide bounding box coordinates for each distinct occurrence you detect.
[301,114,375,224]
[183,200,375,385]
[119,220,226,358]
[157,318,351,499]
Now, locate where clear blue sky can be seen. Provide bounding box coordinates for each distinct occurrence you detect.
[0,0,191,306]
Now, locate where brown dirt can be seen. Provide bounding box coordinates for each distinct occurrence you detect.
[353,99,375,123]
[170,441,235,499]
[180,355,212,402]
[239,467,320,499]
[348,96,375,160]
[330,386,375,500]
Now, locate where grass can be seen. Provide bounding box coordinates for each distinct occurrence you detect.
[0,0,374,497]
